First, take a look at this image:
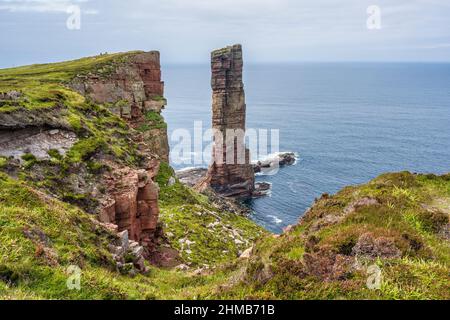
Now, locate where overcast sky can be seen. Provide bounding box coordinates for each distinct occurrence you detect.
[1,0,450,67]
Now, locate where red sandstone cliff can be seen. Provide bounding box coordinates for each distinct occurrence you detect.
[70,51,169,256]
[70,51,169,161]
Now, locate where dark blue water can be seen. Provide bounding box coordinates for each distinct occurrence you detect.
[162,63,450,233]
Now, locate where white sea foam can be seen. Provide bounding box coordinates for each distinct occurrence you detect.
[252,151,299,164]
[267,215,283,224]
[254,152,300,176]
[175,166,206,173]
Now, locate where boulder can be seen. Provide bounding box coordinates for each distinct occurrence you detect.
[352,233,401,259]
[117,230,129,251]
[239,247,253,259]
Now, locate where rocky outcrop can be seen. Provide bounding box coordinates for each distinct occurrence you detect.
[69,51,169,162]
[176,167,208,187]
[0,128,77,160]
[107,229,150,276]
[70,52,165,118]
[198,45,255,199]
[253,152,297,174]
[176,153,297,188]
[0,105,70,130]
[0,90,22,101]
[352,233,401,259]
[177,152,296,199]
[99,167,160,254]
[70,52,169,258]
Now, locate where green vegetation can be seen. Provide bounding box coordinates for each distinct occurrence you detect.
[47,149,62,161]
[0,173,243,299]
[143,111,167,130]
[0,169,448,299]
[151,95,166,102]
[213,172,450,300]
[21,153,36,162]
[0,157,7,169]
[156,162,265,266]
[0,51,144,112]
[65,137,106,164]
[21,153,37,169]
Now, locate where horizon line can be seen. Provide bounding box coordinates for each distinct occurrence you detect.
[2,60,450,70]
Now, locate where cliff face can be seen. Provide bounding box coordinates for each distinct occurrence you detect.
[70,52,164,114]
[69,51,169,162]
[201,45,255,198]
[69,52,169,255]
[0,51,170,262]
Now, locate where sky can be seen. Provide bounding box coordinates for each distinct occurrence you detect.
[1,0,450,67]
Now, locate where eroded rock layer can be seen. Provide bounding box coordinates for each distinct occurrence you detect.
[100,166,160,253]
[70,51,169,162]
[0,128,77,160]
[70,51,165,118]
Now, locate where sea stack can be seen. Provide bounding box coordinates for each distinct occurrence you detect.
[200,44,255,198]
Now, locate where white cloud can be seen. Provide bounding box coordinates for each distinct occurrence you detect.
[0,0,97,14]
[1,0,449,63]
[419,43,450,49]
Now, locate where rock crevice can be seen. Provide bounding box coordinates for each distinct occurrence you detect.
[100,167,161,255]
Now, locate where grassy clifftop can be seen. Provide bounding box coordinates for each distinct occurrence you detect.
[0,52,148,169]
[0,51,143,112]
[0,172,258,299]
[217,172,450,299]
[1,171,448,299]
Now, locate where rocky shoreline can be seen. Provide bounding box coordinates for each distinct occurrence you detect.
[253,152,297,175]
[175,152,298,198]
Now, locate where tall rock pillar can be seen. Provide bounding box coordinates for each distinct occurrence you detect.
[202,44,255,198]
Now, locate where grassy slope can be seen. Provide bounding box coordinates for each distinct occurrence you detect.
[1,171,448,299]
[0,173,249,299]
[156,162,265,266]
[216,172,450,300]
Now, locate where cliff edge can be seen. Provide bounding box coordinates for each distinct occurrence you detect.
[0,51,263,273]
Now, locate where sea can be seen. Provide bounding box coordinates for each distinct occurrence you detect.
[162,63,450,233]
